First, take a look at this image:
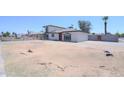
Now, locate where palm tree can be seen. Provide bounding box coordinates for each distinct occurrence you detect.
[102,16,108,35]
[1,32,4,37]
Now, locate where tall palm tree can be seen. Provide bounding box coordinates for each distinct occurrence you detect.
[102,16,108,35]
[1,32,4,37]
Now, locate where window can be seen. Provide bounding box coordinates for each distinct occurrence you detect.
[64,33,71,41]
[51,33,54,37]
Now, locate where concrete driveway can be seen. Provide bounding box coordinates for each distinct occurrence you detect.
[0,42,6,77]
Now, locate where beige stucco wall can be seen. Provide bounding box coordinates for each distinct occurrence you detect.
[48,33,59,40]
[62,32,88,42]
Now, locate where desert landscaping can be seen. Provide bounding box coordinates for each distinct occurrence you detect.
[1,40,124,77]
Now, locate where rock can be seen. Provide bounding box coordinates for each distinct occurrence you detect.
[38,63,46,65]
[20,52,26,55]
[106,53,113,57]
[99,66,105,68]
[48,62,52,64]
[57,66,64,71]
[28,49,32,53]
[104,50,110,53]
[104,50,113,57]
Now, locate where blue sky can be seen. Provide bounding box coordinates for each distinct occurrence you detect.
[0,16,124,34]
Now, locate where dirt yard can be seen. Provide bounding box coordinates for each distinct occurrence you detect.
[1,40,124,77]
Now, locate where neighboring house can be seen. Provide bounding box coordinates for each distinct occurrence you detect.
[28,32,45,40]
[44,25,88,42]
[21,32,45,40]
[88,34,118,42]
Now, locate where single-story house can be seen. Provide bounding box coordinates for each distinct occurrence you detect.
[21,32,45,40]
[88,34,118,42]
[28,32,45,40]
[44,25,88,42]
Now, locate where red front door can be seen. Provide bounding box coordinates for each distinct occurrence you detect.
[59,33,62,41]
[97,35,101,41]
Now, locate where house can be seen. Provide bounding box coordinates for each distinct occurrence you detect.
[28,32,45,40]
[21,32,45,40]
[88,34,118,42]
[44,25,88,42]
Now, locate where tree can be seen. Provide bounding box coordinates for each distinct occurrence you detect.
[78,20,91,33]
[102,16,108,35]
[92,33,96,35]
[68,24,74,28]
[27,30,31,35]
[115,32,124,37]
[12,32,15,35]
[2,31,10,37]
[115,32,120,37]
[120,33,124,37]
[6,31,10,37]
[12,32,17,38]
[1,32,4,36]
[15,33,17,38]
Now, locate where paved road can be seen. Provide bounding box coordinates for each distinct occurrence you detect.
[0,42,6,77]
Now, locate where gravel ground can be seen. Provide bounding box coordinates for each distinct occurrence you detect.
[0,42,6,77]
[1,40,124,77]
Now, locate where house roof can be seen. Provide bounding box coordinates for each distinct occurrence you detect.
[46,25,66,29]
[29,32,44,35]
[45,25,88,34]
[53,28,76,33]
[47,29,88,34]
